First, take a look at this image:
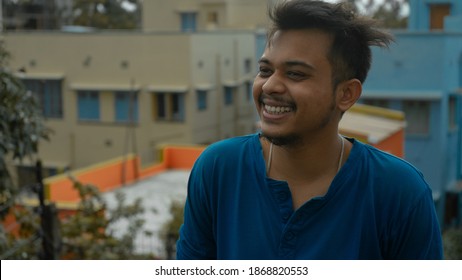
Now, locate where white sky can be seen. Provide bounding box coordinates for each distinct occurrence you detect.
[323,0,409,17]
[121,0,137,12]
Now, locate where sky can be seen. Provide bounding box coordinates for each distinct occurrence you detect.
[121,0,137,12]
[323,0,410,17]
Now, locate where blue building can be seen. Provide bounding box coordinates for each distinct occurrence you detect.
[361,0,462,227]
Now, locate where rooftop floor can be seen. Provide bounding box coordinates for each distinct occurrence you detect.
[102,170,190,258]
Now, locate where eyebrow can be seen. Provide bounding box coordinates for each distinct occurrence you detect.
[258,58,315,71]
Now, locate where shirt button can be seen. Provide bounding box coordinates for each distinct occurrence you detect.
[282,212,290,221]
[285,231,295,241]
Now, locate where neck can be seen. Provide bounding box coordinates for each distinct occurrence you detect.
[265,133,346,182]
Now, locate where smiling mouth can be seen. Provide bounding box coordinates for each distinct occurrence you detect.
[264,104,294,115]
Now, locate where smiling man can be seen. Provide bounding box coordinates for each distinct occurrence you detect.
[176,0,443,260]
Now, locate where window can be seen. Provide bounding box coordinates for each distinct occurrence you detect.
[224,86,234,106]
[115,91,138,123]
[23,79,63,118]
[181,12,197,32]
[244,59,253,74]
[155,93,167,120]
[402,100,430,135]
[430,4,450,30]
[197,90,207,111]
[245,82,252,102]
[171,93,185,121]
[459,53,462,88]
[153,92,185,122]
[77,90,100,121]
[449,96,458,131]
[207,12,218,25]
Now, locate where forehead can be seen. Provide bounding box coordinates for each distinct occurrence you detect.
[263,29,333,65]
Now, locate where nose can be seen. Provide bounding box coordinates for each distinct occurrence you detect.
[261,73,286,95]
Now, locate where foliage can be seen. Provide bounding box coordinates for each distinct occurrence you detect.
[1,177,154,259]
[346,0,409,29]
[371,0,408,29]
[2,0,62,30]
[60,179,152,259]
[0,40,49,259]
[0,40,50,216]
[443,227,462,260]
[72,0,140,29]
[160,200,184,259]
[0,42,151,260]
[0,205,42,260]
[2,0,140,30]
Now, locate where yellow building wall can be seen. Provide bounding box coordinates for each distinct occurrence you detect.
[5,31,257,170]
[142,0,270,32]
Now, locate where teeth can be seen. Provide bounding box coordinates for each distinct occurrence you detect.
[264,104,292,114]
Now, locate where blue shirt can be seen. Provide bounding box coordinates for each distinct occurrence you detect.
[177,134,443,259]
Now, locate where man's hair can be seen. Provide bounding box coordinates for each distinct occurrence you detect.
[267,0,394,86]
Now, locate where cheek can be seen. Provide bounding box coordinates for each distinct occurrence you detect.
[252,79,263,104]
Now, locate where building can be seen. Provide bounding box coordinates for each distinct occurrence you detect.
[3,0,268,178]
[2,0,418,259]
[360,0,462,226]
[142,0,272,32]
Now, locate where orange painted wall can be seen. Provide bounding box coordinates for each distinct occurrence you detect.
[341,128,404,158]
[2,210,20,236]
[45,155,141,202]
[163,146,205,169]
[44,146,205,204]
[139,161,167,179]
[374,129,405,158]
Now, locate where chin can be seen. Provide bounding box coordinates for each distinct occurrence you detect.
[261,130,301,147]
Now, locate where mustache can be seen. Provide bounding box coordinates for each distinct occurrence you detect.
[259,94,295,107]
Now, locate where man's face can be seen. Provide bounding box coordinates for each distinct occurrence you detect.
[253,29,341,146]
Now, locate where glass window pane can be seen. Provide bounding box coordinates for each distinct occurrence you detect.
[224,86,233,105]
[78,90,100,121]
[171,93,185,121]
[403,100,430,135]
[115,91,138,123]
[197,90,207,110]
[181,12,196,32]
[156,93,166,119]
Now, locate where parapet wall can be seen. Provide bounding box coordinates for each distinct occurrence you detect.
[44,145,205,204]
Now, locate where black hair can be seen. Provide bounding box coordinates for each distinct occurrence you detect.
[267,0,394,86]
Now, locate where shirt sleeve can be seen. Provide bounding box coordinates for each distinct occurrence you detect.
[176,150,217,260]
[383,186,443,259]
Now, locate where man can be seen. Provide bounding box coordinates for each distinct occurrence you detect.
[177,0,443,259]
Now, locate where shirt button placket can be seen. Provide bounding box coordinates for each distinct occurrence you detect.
[279,229,297,259]
[276,189,292,222]
[278,191,288,202]
[279,209,307,258]
[282,212,291,222]
[285,231,295,241]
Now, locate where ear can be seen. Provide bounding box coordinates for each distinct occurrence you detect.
[336,78,362,112]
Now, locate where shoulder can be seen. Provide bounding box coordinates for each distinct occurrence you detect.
[197,133,260,163]
[350,141,442,259]
[354,140,427,181]
[351,139,431,198]
[189,134,261,180]
[187,134,262,201]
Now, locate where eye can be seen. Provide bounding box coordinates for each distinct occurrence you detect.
[287,71,306,80]
[258,66,273,77]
